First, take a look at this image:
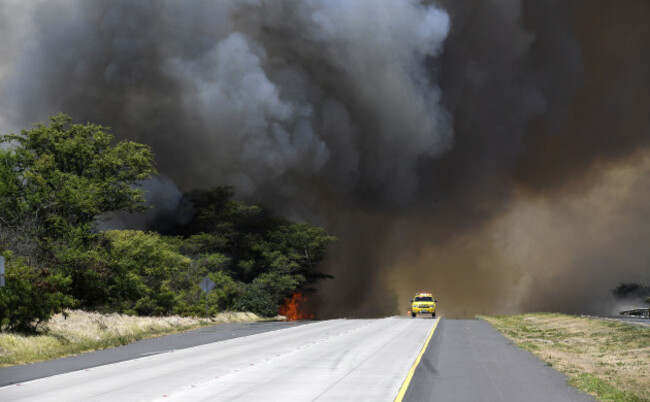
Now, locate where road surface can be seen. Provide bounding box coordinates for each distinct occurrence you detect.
[0,318,434,401]
[0,321,307,388]
[403,319,592,402]
[0,317,592,401]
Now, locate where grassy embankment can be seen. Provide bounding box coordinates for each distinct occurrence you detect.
[482,313,649,402]
[0,309,266,367]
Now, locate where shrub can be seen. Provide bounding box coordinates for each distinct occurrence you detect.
[0,254,75,332]
[233,285,278,317]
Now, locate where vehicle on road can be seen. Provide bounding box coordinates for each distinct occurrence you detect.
[410,292,437,318]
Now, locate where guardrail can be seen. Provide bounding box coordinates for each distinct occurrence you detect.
[620,308,650,318]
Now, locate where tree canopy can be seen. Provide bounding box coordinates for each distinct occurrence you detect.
[0,115,335,331]
[0,113,155,251]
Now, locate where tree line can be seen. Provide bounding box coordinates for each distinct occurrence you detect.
[0,114,335,332]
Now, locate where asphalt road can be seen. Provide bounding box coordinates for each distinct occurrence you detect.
[0,317,436,401]
[403,319,593,402]
[0,320,307,388]
[0,317,594,401]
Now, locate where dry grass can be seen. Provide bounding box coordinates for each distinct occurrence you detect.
[0,310,265,367]
[482,313,650,402]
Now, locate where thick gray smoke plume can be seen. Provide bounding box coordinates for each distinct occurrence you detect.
[1,0,649,317]
[0,0,451,207]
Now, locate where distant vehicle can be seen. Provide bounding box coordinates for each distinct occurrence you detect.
[410,292,437,318]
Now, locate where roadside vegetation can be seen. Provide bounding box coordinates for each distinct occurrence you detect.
[0,309,264,367]
[482,313,650,402]
[0,114,335,333]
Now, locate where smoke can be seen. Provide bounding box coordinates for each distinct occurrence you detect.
[389,156,650,317]
[1,0,649,317]
[0,0,451,205]
[97,175,193,233]
[611,283,650,316]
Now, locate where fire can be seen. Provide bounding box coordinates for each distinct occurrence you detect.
[279,292,314,321]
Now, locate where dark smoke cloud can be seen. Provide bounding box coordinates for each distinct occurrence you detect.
[1,0,649,317]
[516,1,650,193]
[97,175,193,233]
[1,0,451,206]
[386,0,650,317]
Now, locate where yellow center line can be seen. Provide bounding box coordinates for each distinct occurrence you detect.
[394,317,440,402]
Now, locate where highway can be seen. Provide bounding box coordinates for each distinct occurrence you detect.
[0,317,592,401]
[0,321,307,388]
[402,319,592,402]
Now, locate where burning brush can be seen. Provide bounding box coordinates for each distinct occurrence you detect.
[279,292,314,321]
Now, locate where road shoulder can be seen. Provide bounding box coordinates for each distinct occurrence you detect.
[404,319,593,402]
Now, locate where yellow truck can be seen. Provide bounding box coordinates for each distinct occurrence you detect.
[410,292,437,318]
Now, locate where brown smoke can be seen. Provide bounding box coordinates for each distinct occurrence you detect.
[375,0,650,317]
[1,1,649,317]
[387,155,650,317]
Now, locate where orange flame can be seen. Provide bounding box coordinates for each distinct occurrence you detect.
[279,292,314,321]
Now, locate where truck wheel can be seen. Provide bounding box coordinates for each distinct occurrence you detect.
[432,312,436,318]
[411,312,416,318]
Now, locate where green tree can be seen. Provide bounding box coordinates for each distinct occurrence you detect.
[262,222,336,281]
[250,272,302,306]
[0,115,157,328]
[177,187,336,296]
[232,285,278,317]
[183,187,262,239]
[0,253,75,332]
[0,113,155,254]
[100,230,191,315]
[0,115,337,323]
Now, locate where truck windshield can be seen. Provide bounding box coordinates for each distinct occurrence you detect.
[415,297,433,302]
